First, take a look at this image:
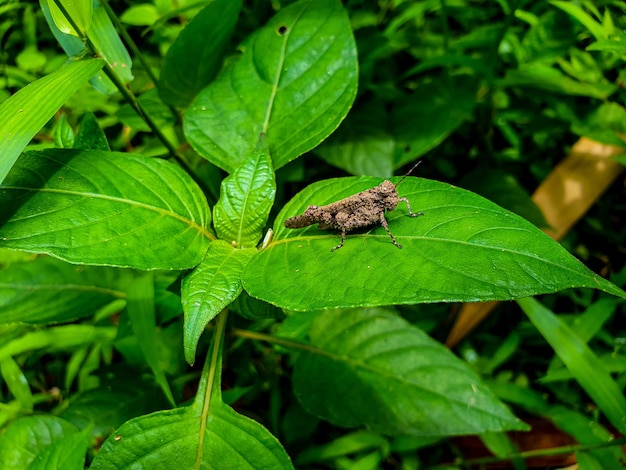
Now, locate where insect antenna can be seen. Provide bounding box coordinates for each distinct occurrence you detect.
[394,160,423,188]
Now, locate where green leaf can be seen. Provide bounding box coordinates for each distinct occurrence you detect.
[213,135,275,247]
[40,0,133,95]
[293,308,528,435]
[181,240,255,365]
[184,0,358,173]
[243,177,626,310]
[459,169,548,228]
[499,65,617,99]
[517,297,626,436]
[314,102,395,177]
[0,256,123,324]
[0,415,79,470]
[0,58,103,184]
[60,366,168,440]
[0,149,212,270]
[29,426,91,470]
[549,1,608,41]
[53,113,75,148]
[159,0,241,107]
[46,0,92,36]
[125,272,175,406]
[0,357,33,411]
[91,314,293,469]
[119,4,159,26]
[0,325,116,362]
[391,79,477,165]
[73,112,110,150]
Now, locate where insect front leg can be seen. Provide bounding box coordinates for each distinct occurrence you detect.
[398,197,424,218]
[379,213,402,249]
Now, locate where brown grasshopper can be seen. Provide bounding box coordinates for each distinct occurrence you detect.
[284,161,424,251]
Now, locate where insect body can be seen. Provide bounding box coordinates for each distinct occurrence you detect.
[284,163,424,251]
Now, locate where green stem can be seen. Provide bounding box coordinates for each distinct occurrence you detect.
[49,0,178,157]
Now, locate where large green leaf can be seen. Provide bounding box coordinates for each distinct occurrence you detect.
[159,0,241,107]
[0,256,123,324]
[213,136,275,248]
[243,177,626,310]
[0,149,212,270]
[91,313,293,469]
[0,58,103,185]
[293,308,528,435]
[184,0,358,173]
[181,240,255,365]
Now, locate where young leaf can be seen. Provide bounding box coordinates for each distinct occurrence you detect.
[91,313,293,469]
[184,0,358,172]
[0,149,212,270]
[73,112,110,151]
[293,308,528,435]
[46,0,92,36]
[0,58,103,184]
[243,177,626,310]
[159,0,242,107]
[182,240,255,365]
[213,136,275,247]
[0,256,123,324]
[40,0,133,95]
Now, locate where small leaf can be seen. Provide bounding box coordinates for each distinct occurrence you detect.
[213,135,276,247]
[0,58,103,184]
[46,0,92,36]
[0,149,212,270]
[184,0,358,172]
[40,0,133,95]
[73,112,110,150]
[293,308,528,435]
[91,314,293,469]
[182,240,255,364]
[0,256,123,324]
[243,177,626,310]
[159,0,242,107]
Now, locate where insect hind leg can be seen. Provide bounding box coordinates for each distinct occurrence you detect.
[379,214,402,249]
[331,228,346,252]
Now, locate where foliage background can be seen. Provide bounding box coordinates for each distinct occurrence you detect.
[1,0,625,468]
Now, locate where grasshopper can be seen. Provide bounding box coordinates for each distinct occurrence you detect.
[284,161,424,251]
